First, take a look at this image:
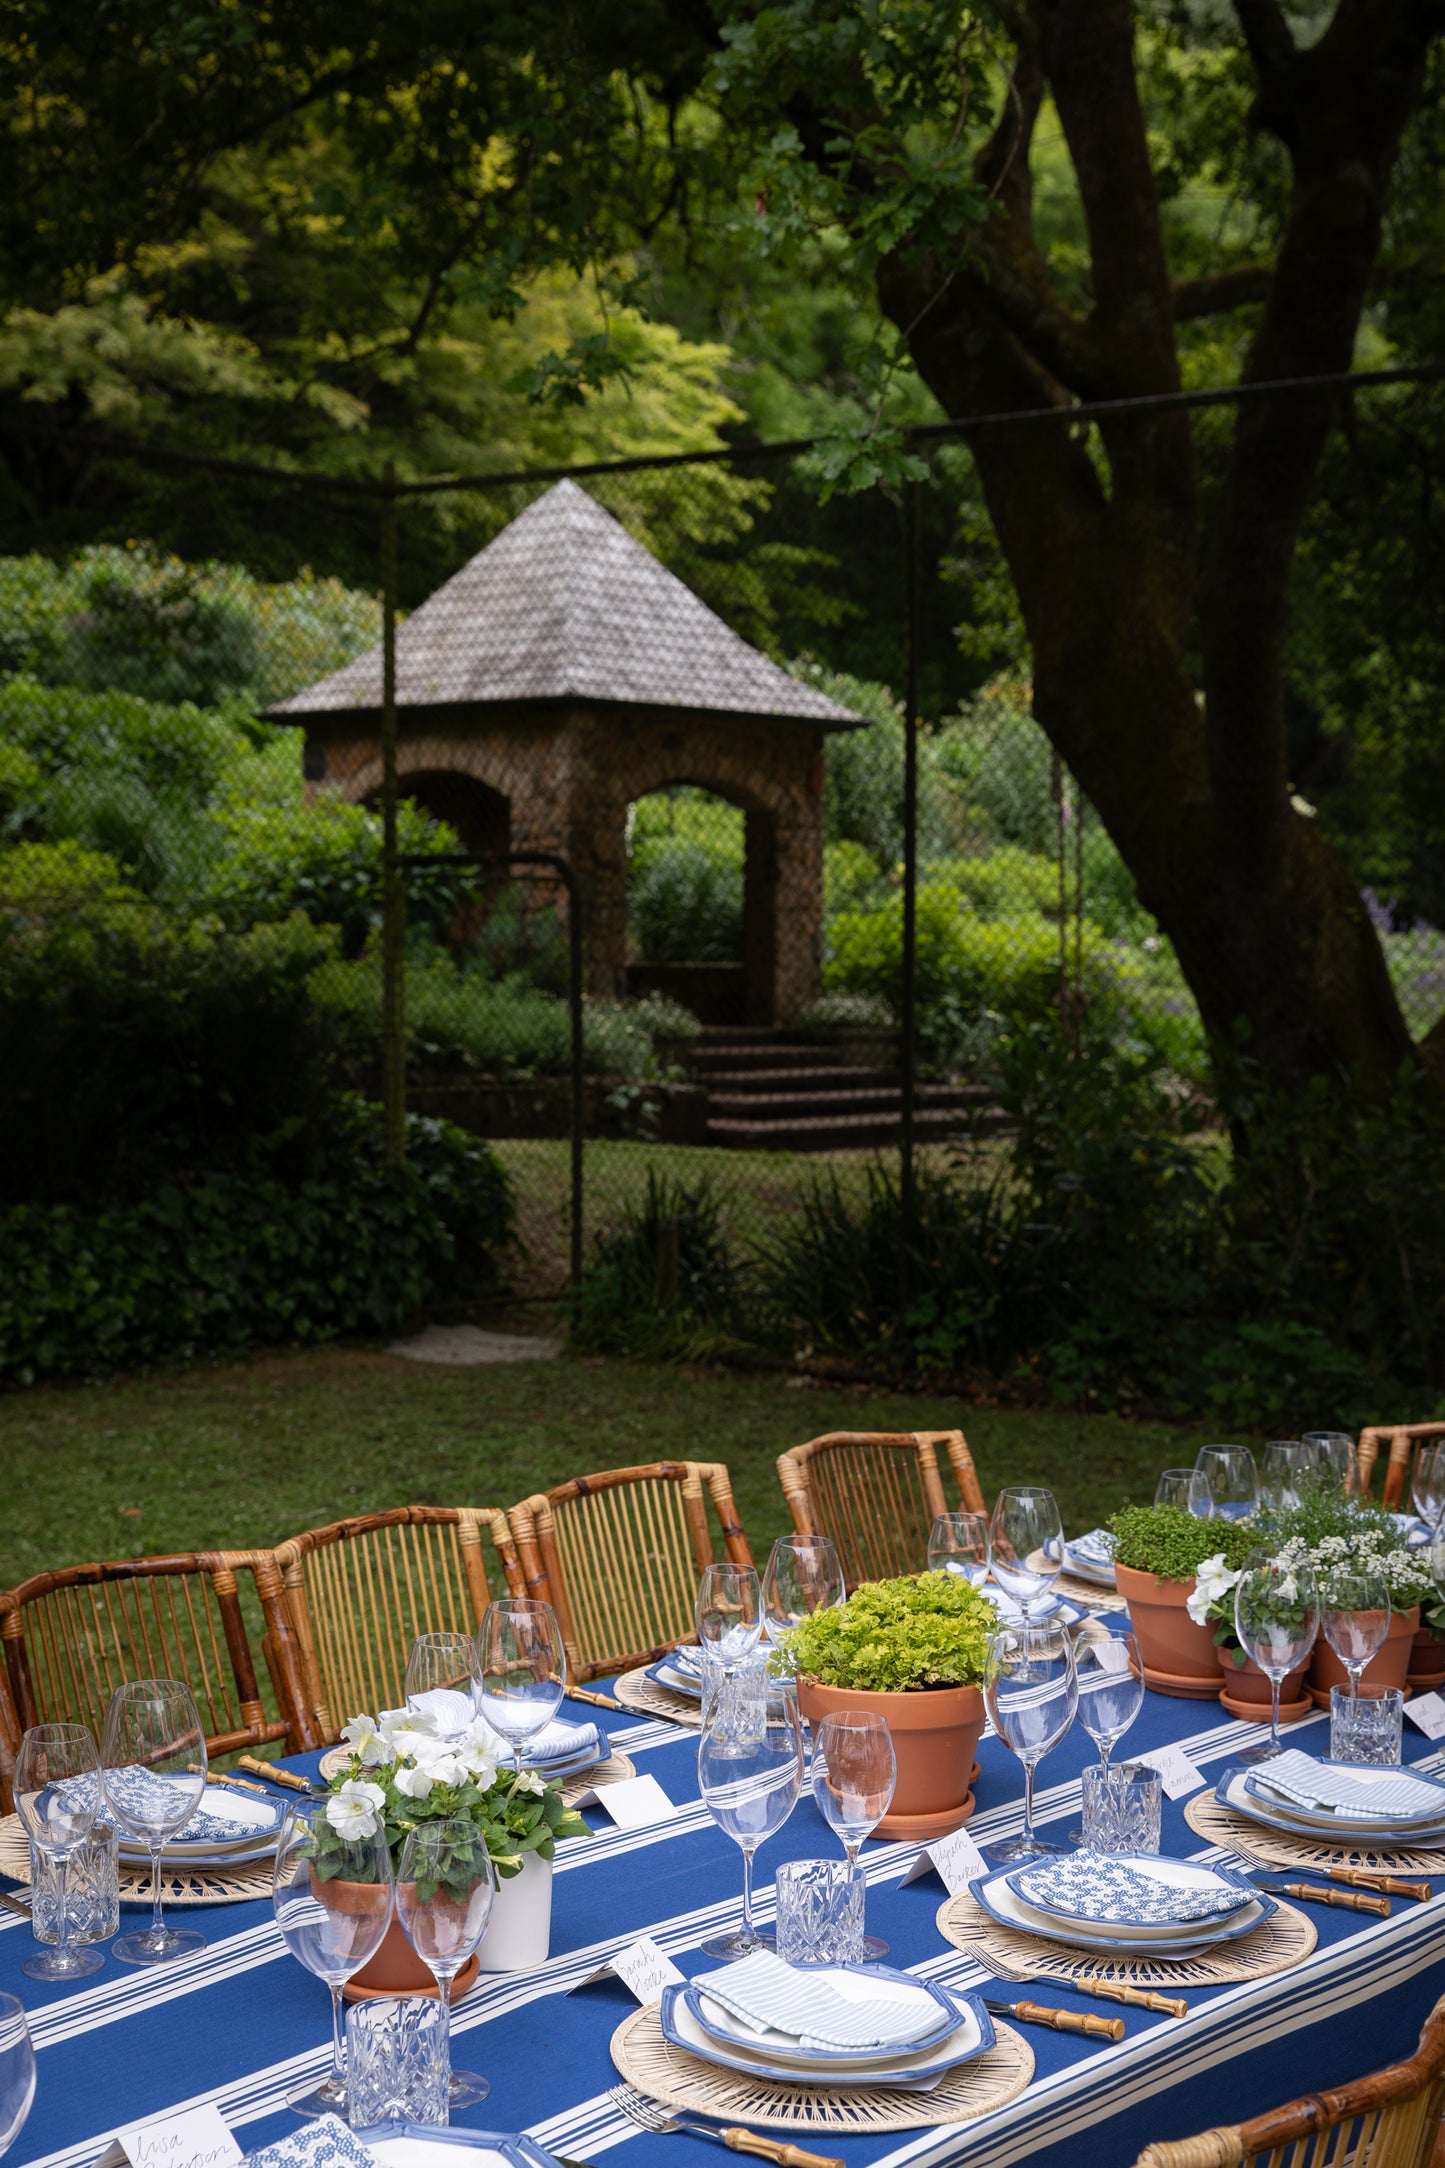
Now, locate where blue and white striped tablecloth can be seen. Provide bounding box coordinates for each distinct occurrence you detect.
[6,1680,1445,2168]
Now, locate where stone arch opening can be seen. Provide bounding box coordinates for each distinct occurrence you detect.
[624,778,779,1025]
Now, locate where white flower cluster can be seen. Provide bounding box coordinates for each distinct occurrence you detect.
[1274,1529,1429,1607]
[324,1707,507,1840]
[1185,1554,1244,1626]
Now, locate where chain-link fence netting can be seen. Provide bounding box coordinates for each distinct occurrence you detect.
[4,372,1444,1332]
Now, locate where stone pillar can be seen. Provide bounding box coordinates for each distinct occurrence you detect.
[742,809,778,1025]
[771,761,826,1023]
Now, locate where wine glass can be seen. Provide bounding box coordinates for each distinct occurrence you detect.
[101,1680,208,1966]
[762,1537,844,1637]
[1233,1555,1320,1763]
[1155,1468,1212,1516]
[1261,1441,1317,1514]
[811,1711,896,1959]
[1302,1431,1357,1494]
[697,1668,804,1961]
[988,1487,1064,1618]
[1411,1443,1445,1532]
[0,1997,36,2162]
[1194,1445,1260,1521]
[982,1622,1077,1865]
[272,1799,394,2117]
[697,1563,763,1668]
[397,1819,495,2108]
[927,1512,990,1584]
[473,1599,565,1772]
[1322,1568,1391,1701]
[405,1633,480,1731]
[13,1724,105,1981]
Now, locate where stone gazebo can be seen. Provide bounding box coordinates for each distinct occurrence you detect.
[269,480,861,1024]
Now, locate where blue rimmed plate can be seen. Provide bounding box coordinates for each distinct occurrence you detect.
[970,1860,1275,1955]
[1215,1762,1445,1846]
[1006,1852,1256,1933]
[645,1657,702,1699]
[687,1961,960,2061]
[660,1983,995,2089]
[354,2126,563,2168]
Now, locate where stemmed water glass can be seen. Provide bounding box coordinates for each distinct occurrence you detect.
[1322,1568,1391,1701]
[397,1819,495,2109]
[1233,1555,1320,1762]
[1261,1441,1317,1514]
[761,1537,843,1638]
[405,1633,480,1722]
[1155,1468,1212,1516]
[272,1800,393,2118]
[697,1563,763,1668]
[13,1724,105,1981]
[1068,1630,1144,1845]
[927,1512,990,1585]
[982,1621,1077,1865]
[474,1599,566,1772]
[0,1997,36,2162]
[697,1668,804,1961]
[1302,1431,1357,1494]
[987,1488,1064,1618]
[1194,1445,1260,1521]
[101,1679,208,1966]
[1411,1443,1445,1533]
[811,1710,897,1960]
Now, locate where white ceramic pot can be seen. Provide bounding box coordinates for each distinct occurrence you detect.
[476,1851,553,1972]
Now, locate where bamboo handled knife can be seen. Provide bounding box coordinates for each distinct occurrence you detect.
[982,1996,1124,2041]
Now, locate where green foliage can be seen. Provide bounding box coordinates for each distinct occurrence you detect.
[773,1572,994,1693]
[315,1743,586,1891]
[630,839,743,963]
[0,1100,515,1385]
[573,1171,742,1358]
[1106,1506,1259,1584]
[207,796,472,956]
[797,990,894,1033]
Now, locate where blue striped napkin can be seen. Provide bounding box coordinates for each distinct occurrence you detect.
[1067,1530,1116,1570]
[695,1951,941,2052]
[1250,1749,1444,1819]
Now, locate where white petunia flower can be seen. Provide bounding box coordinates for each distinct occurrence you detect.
[417,1748,470,1788]
[379,1710,439,1762]
[510,1769,546,1797]
[341,1715,389,1768]
[326,1779,387,1840]
[457,1717,506,1787]
[392,1759,436,1800]
[1276,1572,1299,1604]
[1186,1554,1242,1625]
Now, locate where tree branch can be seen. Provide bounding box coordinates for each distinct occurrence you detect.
[1172,265,1275,317]
[1232,0,1300,145]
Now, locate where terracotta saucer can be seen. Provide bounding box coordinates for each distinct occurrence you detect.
[1217,1686,1313,1723]
[343,1952,480,2004]
[1142,1662,1225,1700]
[875,1792,977,1841]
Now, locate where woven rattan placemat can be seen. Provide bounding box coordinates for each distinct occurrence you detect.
[316,1744,637,1807]
[936,1889,1316,1988]
[615,1669,701,1727]
[1184,1786,1445,1873]
[1057,1574,1129,1615]
[610,2002,1034,2132]
[0,1814,273,1908]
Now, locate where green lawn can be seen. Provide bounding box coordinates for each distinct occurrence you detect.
[0,1343,1212,1586]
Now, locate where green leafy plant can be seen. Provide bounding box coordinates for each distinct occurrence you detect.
[1264,1479,1437,1626]
[772,1572,994,1693]
[572,1170,742,1358]
[1107,1505,1260,1584]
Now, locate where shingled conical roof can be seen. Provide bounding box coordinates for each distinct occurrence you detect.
[268,478,860,729]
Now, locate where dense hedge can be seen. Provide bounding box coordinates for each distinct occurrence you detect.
[0,1099,515,1384]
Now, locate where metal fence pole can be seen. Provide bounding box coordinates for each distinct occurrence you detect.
[898,479,921,1329]
[379,468,406,1168]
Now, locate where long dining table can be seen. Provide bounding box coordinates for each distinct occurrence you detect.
[7,1674,1445,2168]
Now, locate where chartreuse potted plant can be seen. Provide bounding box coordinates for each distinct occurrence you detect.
[772,1573,993,1840]
[1107,1506,1260,1697]
[316,1708,588,1994]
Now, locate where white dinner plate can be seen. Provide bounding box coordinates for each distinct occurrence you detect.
[1240,1760,1445,1830]
[1007,1852,1255,1932]
[1214,1766,1445,1847]
[971,1861,1273,1955]
[686,1964,959,2063]
[660,1984,993,2089]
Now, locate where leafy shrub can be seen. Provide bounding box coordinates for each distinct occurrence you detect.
[824,838,888,914]
[0,1099,514,1384]
[206,796,473,955]
[630,838,743,962]
[1107,1506,1260,1583]
[935,685,1055,853]
[798,990,895,1032]
[929,848,1059,918]
[572,1170,742,1357]
[773,1572,994,1692]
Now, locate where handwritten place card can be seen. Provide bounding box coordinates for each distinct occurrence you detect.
[592,1773,675,1830]
[1405,1690,1445,1739]
[897,1826,989,1895]
[96,2105,243,2168]
[1133,1744,1206,1800]
[570,1934,686,2002]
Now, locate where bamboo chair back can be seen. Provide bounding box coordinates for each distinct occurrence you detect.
[0,1551,316,1768]
[1358,1422,1445,1509]
[0,1641,20,1815]
[509,1461,753,1680]
[1131,1991,1445,2168]
[777,1430,987,1586]
[274,1507,525,1743]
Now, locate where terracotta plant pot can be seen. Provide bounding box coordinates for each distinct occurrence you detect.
[796,1676,986,1841]
[1215,1650,1312,1723]
[1309,1605,1419,1709]
[1114,1564,1220,1698]
[326,1878,481,2004]
[1408,1624,1445,1692]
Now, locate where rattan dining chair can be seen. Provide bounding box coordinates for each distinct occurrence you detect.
[274,1506,527,1743]
[0,1644,20,1816]
[508,1461,754,1680]
[776,1429,988,1586]
[1358,1422,1445,1510]
[1131,1991,1445,2168]
[0,1551,318,1779]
